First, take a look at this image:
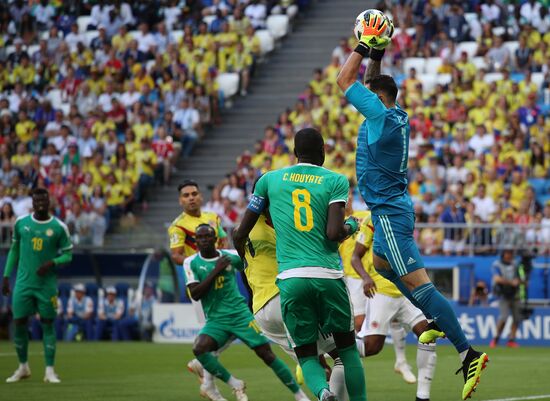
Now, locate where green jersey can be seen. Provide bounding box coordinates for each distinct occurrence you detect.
[253,163,349,274]
[11,214,73,290]
[183,249,250,322]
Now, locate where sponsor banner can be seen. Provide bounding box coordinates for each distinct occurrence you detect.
[406,307,550,346]
[153,303,202,343]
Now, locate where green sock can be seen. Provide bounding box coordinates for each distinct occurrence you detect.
[42,323,56,367]
[14,324,29,364]
[196,352,231,382]
[269,357,300,394]
[298,356,329,399]
[338,344,367,401]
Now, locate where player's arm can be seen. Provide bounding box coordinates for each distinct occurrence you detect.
[326,176,358,242]
[84,298,94,320]
[185,255,232,301]
[37,248,73,277]
[2,222,20,295]
[168,225,186,265]
[115,300,124,320]
[351,241,376,298]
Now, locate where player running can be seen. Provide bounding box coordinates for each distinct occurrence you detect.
[336,15,488,400]
[2,188,73,384]
[168,180,229,401]
[234,128,366,401]
[351,214,437,401]
[184,224,306,401]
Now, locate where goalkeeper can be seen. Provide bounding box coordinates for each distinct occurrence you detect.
[336,13,489,400]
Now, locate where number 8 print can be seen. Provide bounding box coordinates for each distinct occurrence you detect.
[292,189,314,232]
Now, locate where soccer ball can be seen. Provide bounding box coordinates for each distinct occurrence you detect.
[353,9,394,49]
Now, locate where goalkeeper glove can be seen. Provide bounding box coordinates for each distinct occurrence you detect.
[344,216,359,236]
[358,12,392,51]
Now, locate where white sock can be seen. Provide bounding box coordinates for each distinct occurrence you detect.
[45,366,55,375]
[355,338,365,358]
[329,358,347,401]
[228,375,243,389]
[20,362,30,370]
[294,389,308,401]
[416,342,437,399]
[390,322,407,365]
[459,349,469,362]
[203,370,214,387]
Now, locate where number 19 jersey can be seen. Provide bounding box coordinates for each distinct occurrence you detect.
[253,163,349,274]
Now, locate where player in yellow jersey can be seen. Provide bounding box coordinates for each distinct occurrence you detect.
[167,180,229,401]
[243,210,348,401]
[351,215,437,401]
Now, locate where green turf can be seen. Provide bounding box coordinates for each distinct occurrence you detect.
[1,341,550,401]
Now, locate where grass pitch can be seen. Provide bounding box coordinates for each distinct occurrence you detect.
[1,341,550,401]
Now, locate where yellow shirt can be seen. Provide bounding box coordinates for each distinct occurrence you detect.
[356,214,402,298]
[112,32,132,52]
[132,122,154,142]
[11,153,32,169]
[15,120,36,143]
[105,183,128,206]
[167,211,226,257]
[134,149,158,177]
[92,120,116,139]
[244,215,279,314]
[11,65,35,85]
[340,210,371,279]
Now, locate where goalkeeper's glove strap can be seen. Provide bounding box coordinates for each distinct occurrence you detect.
[354,43,369,58]
[369,48,385,61]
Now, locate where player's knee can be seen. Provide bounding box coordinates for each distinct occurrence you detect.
[192,337,210,356]
[363,339,384,356]
[254,344,276,365]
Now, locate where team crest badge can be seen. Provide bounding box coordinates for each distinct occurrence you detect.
[46,229,54,237]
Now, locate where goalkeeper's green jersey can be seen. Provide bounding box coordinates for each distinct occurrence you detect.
[10,214,73,290]
[253,163,349,274]
[183,250,250,322]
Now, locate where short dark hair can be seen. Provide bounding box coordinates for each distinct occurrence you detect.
[366,75,398,103]
[31,187,49,197]
[294,128,324,158]
[178,180,199,193]
[196,223,215,235]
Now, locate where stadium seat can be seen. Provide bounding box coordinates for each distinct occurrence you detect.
[115,282,130,298]
[172,30,184,44]
[436,73,452,86]
[418,74,438,92]
[458,41,478,58]
[403,58,426,75]
[5,45,15,57]
[255,29,275,55]
[503,41,519,57]
[77,15,92,33]
[266,15,290,39]
[84,30,99,46]
[425,57,443,75]
[58,283,72,299]
[216,73,240,98]
[484,72,503,83]
[532,72,544,89]
[86,283,99,298]
[27,44,39,56]
[471,56,487,70]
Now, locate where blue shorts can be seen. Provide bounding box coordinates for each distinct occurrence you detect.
[372,213,424,277]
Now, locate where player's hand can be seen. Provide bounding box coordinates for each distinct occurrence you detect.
[362,276,377,298]
[214,255,232,272]
[37,260,55,277]
[359,13,391,50]
[2,277,10,296]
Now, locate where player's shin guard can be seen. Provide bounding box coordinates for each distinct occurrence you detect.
[196,352,231,382]
[338,344,367,401]
[42,322,56,367]
[269,357,301,394]
[416,343,436,400]
[14,324,29,364]
[329,358,348,401]
[412,283,469,353]
[298,356,329,399]
[390,322,407,365]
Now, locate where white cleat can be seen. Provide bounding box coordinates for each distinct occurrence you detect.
[200,383,228,401]
[43,369,61,383]
[232,381,248,401]
[187,359,204,383]
[6,364,31,383]
[394,362,416,384]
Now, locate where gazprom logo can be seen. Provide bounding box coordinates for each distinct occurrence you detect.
[159,313,200,339]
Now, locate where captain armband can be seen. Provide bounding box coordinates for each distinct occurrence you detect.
[247,194,266,214]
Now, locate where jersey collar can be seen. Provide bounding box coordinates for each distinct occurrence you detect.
[198,250,221,262]
[296,163,325,169]
[31,214,54,224]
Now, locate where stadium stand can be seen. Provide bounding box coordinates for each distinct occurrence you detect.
[211,0,550,256]
[0,0,307,247]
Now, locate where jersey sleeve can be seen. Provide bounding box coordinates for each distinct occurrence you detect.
[12,219,20,244]
[216,214,227,239]
[168,224,186,249]
[357,216,374,247]
[247,173,269,214]
[183,256,199,285]
[57,220,73,251]
[345,81,387,121]
[329,174,349,204]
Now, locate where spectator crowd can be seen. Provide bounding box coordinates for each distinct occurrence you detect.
[205,0,550,256]
[0,0,302,246]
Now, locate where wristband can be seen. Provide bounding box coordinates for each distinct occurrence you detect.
[354,43,369,58]
[344,217,359,235]
[369,48,385,61]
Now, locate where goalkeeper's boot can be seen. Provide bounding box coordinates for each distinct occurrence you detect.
[456,348,489,400]
[295,364,304,385]
[187,358,204,383]
[200,383,228,401]
[6,363,31,383]
[43,367,61,383]
[418,321,445,344]
[232,380,248,401]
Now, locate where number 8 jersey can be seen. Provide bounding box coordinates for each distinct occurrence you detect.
[252,163,349,275]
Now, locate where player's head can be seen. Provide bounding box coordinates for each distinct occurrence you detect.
[294,128,325,166]
[195,224,217,252]
[366,74,398,108]
[31,187,50,214]
[178,180,202,214]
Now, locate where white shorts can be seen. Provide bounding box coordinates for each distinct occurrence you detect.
[254,295,337,361]
[345,276,367,316]
[358,293,425,337]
